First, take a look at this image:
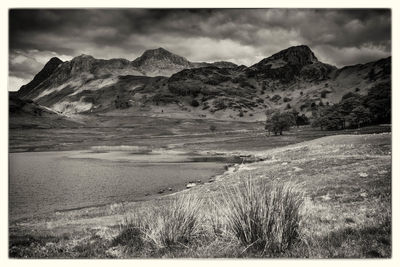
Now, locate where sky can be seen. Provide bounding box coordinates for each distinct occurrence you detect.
[8,9,391,91]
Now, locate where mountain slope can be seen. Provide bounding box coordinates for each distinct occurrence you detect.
[247,45,336,82]
[9,92,82,129]
[17,57,63,98]
[14,45,390,121]
[16,48,238,112]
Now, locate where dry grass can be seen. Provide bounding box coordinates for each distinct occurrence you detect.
[113,194,203,255]
[110,177,305,257]
[221,177,304,255]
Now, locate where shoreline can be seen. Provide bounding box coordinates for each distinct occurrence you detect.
[9,150,243,224]
[9,129,390,224]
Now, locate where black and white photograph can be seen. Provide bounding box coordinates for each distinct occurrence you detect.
[4,5,396,260]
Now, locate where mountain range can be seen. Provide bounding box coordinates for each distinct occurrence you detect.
[12,45,391,122]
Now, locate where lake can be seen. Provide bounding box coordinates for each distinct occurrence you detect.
[9,150,226,221]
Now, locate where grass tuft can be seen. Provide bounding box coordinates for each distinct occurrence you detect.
[113,194,203,255]
[221,177,304,255]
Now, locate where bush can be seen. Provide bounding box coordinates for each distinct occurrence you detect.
[152,93,176,104]
[270,94,281,103]
[222,178,304,254]
[191,99,200,107]
[213,99,227,111]
[320,90,330,98]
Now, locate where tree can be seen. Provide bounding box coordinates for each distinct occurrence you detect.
[209,125,217,132]
[363,83,391,124]
[346,106,372,128]
[265,110,296,135]
[296,114,309,126]
[312,105,344,130]
[311,83,390,130]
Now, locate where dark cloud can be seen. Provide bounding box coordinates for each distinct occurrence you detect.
[9,9,391,91]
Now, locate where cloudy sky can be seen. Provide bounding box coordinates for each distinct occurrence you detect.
[9,9,391,91]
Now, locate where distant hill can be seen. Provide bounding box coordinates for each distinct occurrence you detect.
[15,45,390,121]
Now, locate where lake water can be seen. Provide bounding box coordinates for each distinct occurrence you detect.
[9,151,226,221]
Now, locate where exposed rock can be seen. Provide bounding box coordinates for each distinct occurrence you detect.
[321,194,332,201]
[157,189,165,194]
[293,167,303,172]
[132,47,192,77]
[186,183,196,189]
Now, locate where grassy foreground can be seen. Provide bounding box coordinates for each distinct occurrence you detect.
[9,132,391,258]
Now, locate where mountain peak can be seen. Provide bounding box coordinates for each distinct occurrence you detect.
[151,47,169,53]
[47,57,63,65]
[267,45,318,65]
[132,47,192,76]
[72,54,95,60]
[138,47,183,59]
[17,57,63,97]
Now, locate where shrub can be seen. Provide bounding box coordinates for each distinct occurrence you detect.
[209,125,217,132]
[321,90,330,98]
[270,94,281,103]
[221,178,304,255]
[213,99,227,111]
[191,99,200,107]
[152,93,176,104]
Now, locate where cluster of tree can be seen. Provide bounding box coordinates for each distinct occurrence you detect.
[292,109,310,126]
[265,109,310,135]
[265,110,296,135]
[311,83,390,130]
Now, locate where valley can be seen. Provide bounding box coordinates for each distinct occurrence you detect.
[8,44,392,258]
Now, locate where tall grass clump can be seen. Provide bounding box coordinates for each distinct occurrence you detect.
[222,177,304,255]
[154,194,203,248]
[114,194,203,255]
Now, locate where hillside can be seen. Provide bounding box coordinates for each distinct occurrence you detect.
[15,45,391,121]
[9,93,83,129]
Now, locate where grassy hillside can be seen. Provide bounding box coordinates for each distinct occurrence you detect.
[9,132,391,258]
